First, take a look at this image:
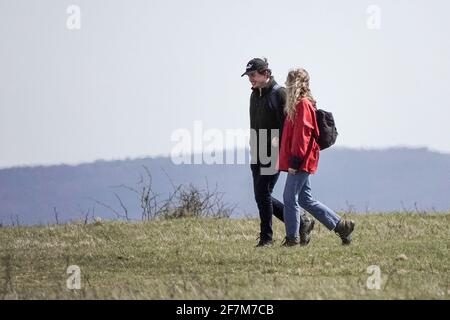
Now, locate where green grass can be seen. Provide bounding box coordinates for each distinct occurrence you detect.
[0,213,449,299]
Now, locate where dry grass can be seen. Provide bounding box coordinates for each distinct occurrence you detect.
[0,213,449,299]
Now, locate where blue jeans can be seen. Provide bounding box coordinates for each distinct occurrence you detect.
[283,170,341,238]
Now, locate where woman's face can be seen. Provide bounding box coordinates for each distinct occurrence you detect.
[247,71,268,89]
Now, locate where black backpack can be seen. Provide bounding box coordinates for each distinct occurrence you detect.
[267,87,338,150]
[315,109,338,150]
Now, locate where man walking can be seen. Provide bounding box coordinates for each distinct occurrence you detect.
[242,57,315,247]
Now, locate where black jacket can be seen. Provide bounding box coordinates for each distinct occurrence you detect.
[249,77,286,166]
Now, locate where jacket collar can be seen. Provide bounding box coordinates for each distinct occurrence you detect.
[252,76,277,97]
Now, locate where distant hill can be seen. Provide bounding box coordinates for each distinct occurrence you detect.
[0,147,449,225]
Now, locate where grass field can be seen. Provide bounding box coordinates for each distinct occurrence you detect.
[0,213,449,299]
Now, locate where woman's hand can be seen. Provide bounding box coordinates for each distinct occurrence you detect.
[288,168,298,175]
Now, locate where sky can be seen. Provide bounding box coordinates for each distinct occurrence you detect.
[1,0,449,169]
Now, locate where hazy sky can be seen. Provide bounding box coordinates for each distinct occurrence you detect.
[1,0,449,168]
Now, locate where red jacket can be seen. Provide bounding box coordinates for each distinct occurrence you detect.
[278,98,320,174]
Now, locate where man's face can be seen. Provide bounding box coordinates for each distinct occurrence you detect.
[247,71,269,89]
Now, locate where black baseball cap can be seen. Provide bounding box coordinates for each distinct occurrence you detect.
[241,58,269,77]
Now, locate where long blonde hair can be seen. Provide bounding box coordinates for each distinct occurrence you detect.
[285,68,316,121]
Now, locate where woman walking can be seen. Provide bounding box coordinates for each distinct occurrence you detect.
[278,68,355,246]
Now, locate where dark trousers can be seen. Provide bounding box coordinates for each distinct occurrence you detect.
[251,164,285,241]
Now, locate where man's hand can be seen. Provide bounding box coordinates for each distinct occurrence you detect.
[271,136,279,148]
[288,168,298,175]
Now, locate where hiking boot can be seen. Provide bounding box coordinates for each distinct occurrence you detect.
[255,238,274,247]
[281,236,300,247]
[300,218,315,246]
[334,219,355,245]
